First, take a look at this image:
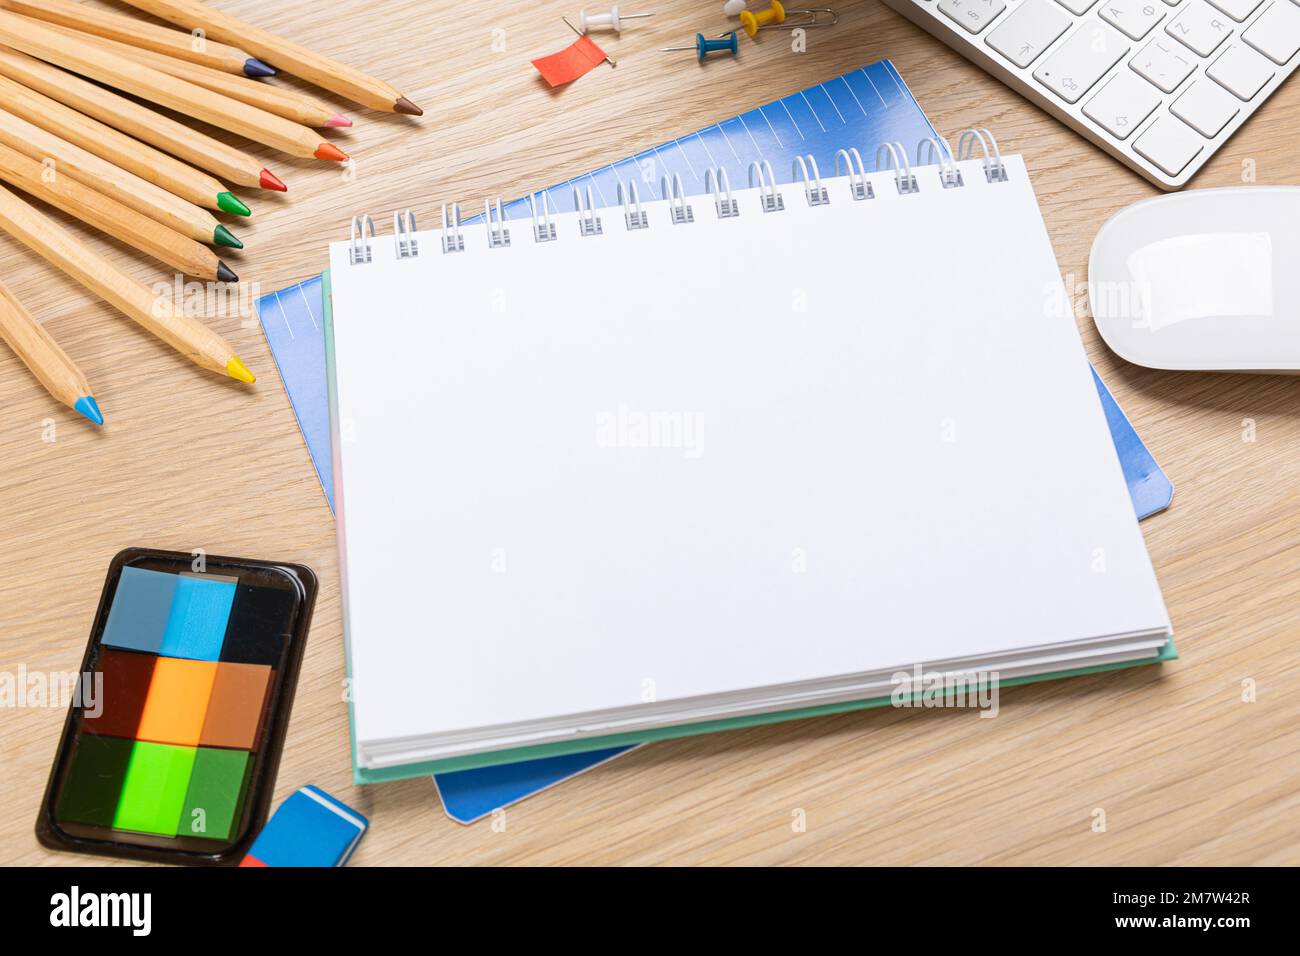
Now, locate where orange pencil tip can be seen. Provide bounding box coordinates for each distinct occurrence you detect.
[315,142,348,162]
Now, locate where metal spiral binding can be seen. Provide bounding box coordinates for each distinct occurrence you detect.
[662,174,693,224]
[917,137,962,189]
[574,186,603,236]
[441,203,464,253]
[875,141,918,195]
[529,192,558,242]
[792,155,829,206]
[349,214,375,265]
[344,129,1010,263]
[485,197,511,247]
[706,167,739,218]
[834,147,873,201]
[748,160,783,213]
[393,210,418,258]
[957,128,1008,183]
[618,180,649,231]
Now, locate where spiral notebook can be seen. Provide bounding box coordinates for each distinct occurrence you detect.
[327,132,1174,783]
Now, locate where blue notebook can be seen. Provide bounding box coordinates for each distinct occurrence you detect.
[257,59,1171,823]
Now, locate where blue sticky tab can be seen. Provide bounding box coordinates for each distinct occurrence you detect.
[102,567,178,655]
[247,786,368,867]
[158,575,237,662]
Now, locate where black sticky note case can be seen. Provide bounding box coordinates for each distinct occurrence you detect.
[36,548,317,865]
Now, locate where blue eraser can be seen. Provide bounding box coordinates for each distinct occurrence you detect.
[242,786,368,867]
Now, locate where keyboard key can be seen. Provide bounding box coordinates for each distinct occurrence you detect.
[986,0,1072,67]
[1134,114,1205,173]
[1101,0,1167,39]
[939,0,1008,33]
[1170,78,1241,133]
[1131,37,1197,90]
[1205,0,1263,20]
[1243,2,1300,64]
[1033,23,1131,102]
[1166,3,1234,56]
[1083,70,1163,136]
[1207,43,1276,98]
[1055,0,1100,14]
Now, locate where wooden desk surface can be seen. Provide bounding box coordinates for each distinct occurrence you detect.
[3,0,1298,867]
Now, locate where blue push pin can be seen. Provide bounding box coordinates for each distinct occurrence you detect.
[661,31,739,61]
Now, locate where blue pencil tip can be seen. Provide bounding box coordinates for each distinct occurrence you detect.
[74,395,104,426]
[244,58,276,77]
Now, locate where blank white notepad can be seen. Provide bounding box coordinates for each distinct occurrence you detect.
[327,137,1172,777]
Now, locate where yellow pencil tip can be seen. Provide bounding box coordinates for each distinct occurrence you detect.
[226,357,255,383]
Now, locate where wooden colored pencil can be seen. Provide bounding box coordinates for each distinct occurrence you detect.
[0,13,348,162]
[40,21,349,129]
[0,107,241,249]
[0,276,102,425]
[0,0,275,77]
[0,46,287,192]
[0,72,250,217]
[0,182,254,382]
[116,0,422,115]
[0,142,238,283]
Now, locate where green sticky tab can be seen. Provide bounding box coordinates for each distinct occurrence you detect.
[113,741,197,836]
[56,734,135,828]
[180,747,251,841]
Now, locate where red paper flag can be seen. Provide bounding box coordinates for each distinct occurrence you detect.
[532,35,609,87]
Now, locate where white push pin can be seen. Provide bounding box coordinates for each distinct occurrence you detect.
[723,0,748,15]
[577,5,655,32]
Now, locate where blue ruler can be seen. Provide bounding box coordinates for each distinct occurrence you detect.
[257,59,1171,822]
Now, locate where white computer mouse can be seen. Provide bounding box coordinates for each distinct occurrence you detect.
[1089,187,1300,373]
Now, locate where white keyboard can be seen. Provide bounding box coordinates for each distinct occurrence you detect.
[881,0,1300,188]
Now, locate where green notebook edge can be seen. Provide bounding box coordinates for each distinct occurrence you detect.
[322,270,1179,786]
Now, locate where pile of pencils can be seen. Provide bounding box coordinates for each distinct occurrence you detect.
[0,0,421,425]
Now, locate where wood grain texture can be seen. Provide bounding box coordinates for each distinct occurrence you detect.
[2,0,1298,867]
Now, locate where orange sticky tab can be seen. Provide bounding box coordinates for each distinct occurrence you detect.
[531,35,608,87]
[136,657,218,747]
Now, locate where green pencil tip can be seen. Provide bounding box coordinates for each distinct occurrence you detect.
[217,192,251,217]
[214,224,243,249]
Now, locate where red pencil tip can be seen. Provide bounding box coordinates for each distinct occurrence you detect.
[394,96,422,116]
[259,168,287,191]
[325,112,353,128]
[315,142,348,162]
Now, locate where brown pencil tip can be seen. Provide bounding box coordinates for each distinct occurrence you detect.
[394,96,422,116]
[315,142,348,162]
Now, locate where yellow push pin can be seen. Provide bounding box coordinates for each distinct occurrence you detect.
[731,2,838,39]
[739,0,786,36]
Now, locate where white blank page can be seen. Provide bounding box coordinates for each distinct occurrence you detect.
[328,156,1170,756]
